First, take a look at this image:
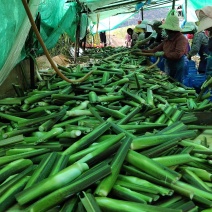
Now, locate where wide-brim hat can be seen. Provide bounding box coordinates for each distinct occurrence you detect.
[181,22,197,34]
[148,20,162,28]
[153,21,162,28]
[137,23,147,29]
[134,23,146,33]
[134,27,143,33]
[159,9,181,31]
[196,6,212,32]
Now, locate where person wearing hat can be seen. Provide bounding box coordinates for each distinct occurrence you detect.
[142,10,188,83]
[133,20,161,49]
[148,20,164,49]
[136,23,147,41]
[127,24,144,47]
[195,6,212,76]
[182,22,209,74]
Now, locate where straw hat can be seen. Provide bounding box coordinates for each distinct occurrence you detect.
[137,23,146,29]
[181,22,197,34]
[196,6,212,32]
[134,24,146,33]
[159,10,181,31]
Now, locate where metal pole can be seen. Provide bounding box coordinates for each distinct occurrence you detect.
[172,0,176,10]
[184,0,187,22]
[141,7,144,20]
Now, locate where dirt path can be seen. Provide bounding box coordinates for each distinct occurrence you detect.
[107,35,125,47]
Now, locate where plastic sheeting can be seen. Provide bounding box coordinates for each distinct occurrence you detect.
[0,0,87,85]
[184,0,212,22]
[0,0,40,86]
[89,13,136,34]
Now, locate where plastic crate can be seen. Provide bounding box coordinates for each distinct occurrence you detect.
[203,89,212,102]
[183,57,189,76]
[190,74,206,88]
[210,91,212,102]
[187,60,196,68]
[183,76,191,87]
[187,67,198,76]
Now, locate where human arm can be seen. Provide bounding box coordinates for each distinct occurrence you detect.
[131,33,138,47]
[134,31,157,48]
[133,36,154,48]
[142,41,164,53]
[187,33,203,57]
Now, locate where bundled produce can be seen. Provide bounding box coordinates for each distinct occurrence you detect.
[0,47,212,211]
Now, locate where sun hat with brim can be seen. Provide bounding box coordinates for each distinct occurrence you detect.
[148,20,162,28]
[134,23,146,33]
[141,20,151,25]
[134,27,144,33]
[137,23,146,29]
[153,21,162,28]
[181,22,197,34]
[159,9,181,31]
[196,6,212,32]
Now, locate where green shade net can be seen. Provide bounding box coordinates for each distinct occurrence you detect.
[0,0,87,85]
[38,1,77,52]
[0,0,40,86]
[90,13,136,34]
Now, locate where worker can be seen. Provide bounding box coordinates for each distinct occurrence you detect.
[182,22,209,74]
[136,23,147,41]
[126,28,138,47]
[141,10,188,83]
[125,33,131,47]
[132,23,148,49]
[133,21,159,49]
[148,20,164,49]
[195,6,212,76]
[100,31,107,47]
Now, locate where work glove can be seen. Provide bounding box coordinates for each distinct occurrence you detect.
[150,30,157,38]
[154,51,164,57]
[161,29,167,38]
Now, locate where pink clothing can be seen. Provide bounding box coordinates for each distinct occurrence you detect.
[125,34,131,42]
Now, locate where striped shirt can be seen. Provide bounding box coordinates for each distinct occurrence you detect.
[188,32,209,56]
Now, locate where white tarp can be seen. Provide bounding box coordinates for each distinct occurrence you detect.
[184,0,212,22]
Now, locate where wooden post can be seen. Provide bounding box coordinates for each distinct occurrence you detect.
[28,13,41,89]
[74,1,81,63]
[83,13,89,51]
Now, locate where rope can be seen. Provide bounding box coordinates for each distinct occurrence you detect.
[147,57,160,69]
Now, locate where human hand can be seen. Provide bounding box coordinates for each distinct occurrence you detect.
[154,51,164,57]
